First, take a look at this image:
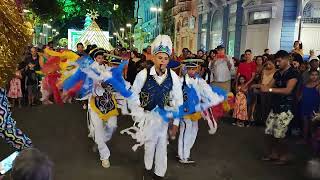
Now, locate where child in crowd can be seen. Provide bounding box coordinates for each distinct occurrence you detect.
[233,75,248,127]
[299,70,320,143]
[7,70,23,108]
[25,62,38,106]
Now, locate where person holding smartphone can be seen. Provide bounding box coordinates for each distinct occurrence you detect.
[1,149,53,180]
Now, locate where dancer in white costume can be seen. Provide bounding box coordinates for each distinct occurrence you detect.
[128,35,183,179]
[177,59,225,164]
[87,49,119,168]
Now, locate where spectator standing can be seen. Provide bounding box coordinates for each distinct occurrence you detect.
[302,59,320,85]
[237,49,256,87]
[233,75,249,127]
[76,43,86,57]
[127,50,143,85]
[27,47,40,71]
[299,62,308,75]
[237,49,257,121]
[7,70,23,108]
[205,50,217,84]
[47,41,54,50]
[309,49,319,61]
[299,70,320,144]
[260,50,299,165]
[25,62,38,106]
[292,40,304,57]
[263,48,270,57]
[143,45,154,61]
[211,45,234,92]
[253,59,276,125]
[196,49,204,59]
[178,48,189,62]
[249,56,264,122]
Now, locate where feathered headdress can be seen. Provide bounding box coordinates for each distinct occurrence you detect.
[151,35,172,56]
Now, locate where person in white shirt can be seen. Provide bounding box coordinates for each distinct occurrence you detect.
[128,35,183,180]
[212,45,235,92]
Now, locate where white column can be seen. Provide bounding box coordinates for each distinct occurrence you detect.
[267,1,284,53]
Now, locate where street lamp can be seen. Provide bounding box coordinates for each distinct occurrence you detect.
[120,28,125,39]
[23,9,30,13]
[150,7,162,36]
[113,32,118,46]
[126,24,133,49]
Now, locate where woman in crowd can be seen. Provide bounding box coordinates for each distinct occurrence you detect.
[292,40,304,57]
[248,56,264,122]
[126,50,142,85]
[252,59,276,125]
[299,70,320,144]
[206,50,217,84]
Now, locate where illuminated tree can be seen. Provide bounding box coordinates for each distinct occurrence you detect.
[84,15,92,29]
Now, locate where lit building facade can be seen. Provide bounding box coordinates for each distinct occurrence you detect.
[300,0,320,55]
[134,0,319,57]
[133,0,162,51]
[173,0,199,55]
[196,0,317,58]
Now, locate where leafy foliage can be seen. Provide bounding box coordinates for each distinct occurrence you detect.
[29,0,135,38]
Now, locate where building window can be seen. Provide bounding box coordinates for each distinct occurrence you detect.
[230,3,237,14]
[202,13,207,23]
[248,11,271,25]
[200,25,207,50]
[210,10,223,49]
[183,17,189,27]
[303,1,320,24]
[228,31,235,56]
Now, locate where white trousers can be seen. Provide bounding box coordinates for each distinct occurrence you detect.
[144,119,168,177]
[89,109,117,161]
[178,119,198,160]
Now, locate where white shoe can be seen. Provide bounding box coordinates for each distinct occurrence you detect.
[179,158,195,164]
[101,159,110,168]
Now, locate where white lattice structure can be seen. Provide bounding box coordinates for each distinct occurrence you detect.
[73,20,113,51]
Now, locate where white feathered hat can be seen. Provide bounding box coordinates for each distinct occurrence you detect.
[151,35,172,56]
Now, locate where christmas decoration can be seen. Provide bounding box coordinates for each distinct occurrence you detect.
[0,0,32,87]
[84,15,92,30]
[73,11,113,51]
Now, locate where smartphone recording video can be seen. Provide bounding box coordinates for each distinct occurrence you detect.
[0,151,19,175]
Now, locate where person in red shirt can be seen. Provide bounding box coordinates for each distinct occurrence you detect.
[236,49,257,124]
[236,49,257,87]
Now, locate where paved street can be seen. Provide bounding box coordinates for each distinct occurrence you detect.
[0,104,312,180]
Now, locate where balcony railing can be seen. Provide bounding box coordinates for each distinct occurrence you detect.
[302,17,320,24]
